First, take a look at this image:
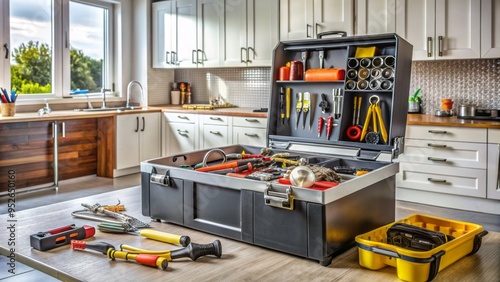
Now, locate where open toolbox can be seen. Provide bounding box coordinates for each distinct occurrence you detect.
[141,33,413,266]
[355,214,489,282]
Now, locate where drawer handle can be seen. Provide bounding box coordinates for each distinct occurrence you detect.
[209,131,220,135]
[177,129,189,135]
[428,178,447,183]
[427,143,447,148]
[428,130,447,134]
[264,184,294,210]
[177,116,189,120]
[244,133,258,137]
[428,157,447,162]
[209,117,222,121]
[245,118,258,122]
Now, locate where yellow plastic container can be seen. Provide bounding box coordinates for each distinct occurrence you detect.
[355,214,488,282]
[355,46,377,58]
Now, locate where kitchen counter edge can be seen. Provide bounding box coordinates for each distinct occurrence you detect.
[407,114,500,129]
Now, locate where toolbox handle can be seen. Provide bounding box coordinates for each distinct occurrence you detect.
[469,230,488,255]
[427,250,446,281]
[370,246,400,258]
[316,31,347,39]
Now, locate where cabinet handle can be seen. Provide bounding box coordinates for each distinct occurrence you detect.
[141,117,145,132]
[171,51,176,65]
[315,23,320,37]
[247,47,255,63]
[209,117,222,121]
[496,144,500,190]
[177,129,188,134]
[197,49,203,64]
[244,133,258,137]
[427,37,433,57]
[245,118,258,122]
[306,24,312,38]
[62,122,66,138]
[166,51,170,64]
[135,117,139,132]
[428,178,447,183]
[427,143,447,148]
[241,47,247,63]
[192,50,197,64]
[177,115,189,120]
[428,130,447,134]
[209,131,220,135]
[438,36,443,56]
[3,43,8,59]
[428,157,447,162]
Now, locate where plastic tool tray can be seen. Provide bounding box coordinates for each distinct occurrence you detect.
[355,214,488,282]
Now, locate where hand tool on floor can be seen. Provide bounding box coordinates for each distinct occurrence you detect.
[71,241,169,270]
[317,116,324,137]
[74,203,150,228]
[295,92,303,129]
[360,95,388,143]
[280,87,285,124]
[96,222,191,247]
[346,96,362,141]
[30,224,95,251]
[326,116,334,140]
[286,88,291,124]
[302,92,310,129]
[319,93,330,114]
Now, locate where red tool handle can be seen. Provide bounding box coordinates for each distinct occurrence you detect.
[326,116,333,140]
[317,117,324,137]
[47,224,74,235]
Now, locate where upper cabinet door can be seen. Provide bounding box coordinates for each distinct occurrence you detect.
[356,0,396,35]
[174,0,198,67]
[197,0,224,67]
[247,0,279,66]
[152,1,176,68]
[313,0,354,37]
[279,0,314,40]
[222,0,247,66]
[481,0,500,58]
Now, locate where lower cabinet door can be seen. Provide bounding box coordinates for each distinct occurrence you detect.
[232,126,267,146]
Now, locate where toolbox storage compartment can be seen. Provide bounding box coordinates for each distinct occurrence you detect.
[142,34,413,266]
[355,214,488,282]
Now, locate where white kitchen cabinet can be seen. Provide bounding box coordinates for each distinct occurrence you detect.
[481,0,500,58]
[232,117,267,147]
[355,0,396,35]
[163,113,198,156]
[487,129,500,200]
[116,113,161,171]
[395,0,481,60]
[200,115,230,149]
[152,0,222,68]
[280,0,353,40]
[222,0,279,66]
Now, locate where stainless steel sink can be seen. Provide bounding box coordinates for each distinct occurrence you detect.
[74,106,142,112]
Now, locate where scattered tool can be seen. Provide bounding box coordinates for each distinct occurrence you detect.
[96,222,191,247]
[286,88,291,124]
[280,87,285,124]
[195,158,264,172]
[326,116,334,140]
[319,93,330,114]
[346,96,362,141]
[302,92,310,129]
[295,92,303,129]
[317,117,324,137]
[30,224,95,251]
[360,95,388,143]
[72,203,150,229]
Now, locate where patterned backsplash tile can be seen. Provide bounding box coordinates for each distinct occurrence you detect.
[148,59,500,114]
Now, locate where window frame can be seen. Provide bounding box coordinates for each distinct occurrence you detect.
[0,0,118,102]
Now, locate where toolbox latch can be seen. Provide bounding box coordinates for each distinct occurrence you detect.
[391,136,405,160]
[264,183,294,210]
[150,168,171,187]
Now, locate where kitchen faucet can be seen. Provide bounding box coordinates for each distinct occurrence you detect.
[101,88,111,109]
[38,99,52,116]
[126,81,144,108]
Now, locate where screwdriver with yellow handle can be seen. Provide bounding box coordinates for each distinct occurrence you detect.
[97,222,191,247]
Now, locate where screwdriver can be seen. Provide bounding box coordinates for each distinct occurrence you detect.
[286,88,291,124]
[279,87,285,124]
[97,223,191,247]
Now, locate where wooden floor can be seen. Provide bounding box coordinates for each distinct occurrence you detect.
[0,174,499,281]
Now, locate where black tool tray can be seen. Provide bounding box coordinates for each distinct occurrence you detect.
[141,33,412,266]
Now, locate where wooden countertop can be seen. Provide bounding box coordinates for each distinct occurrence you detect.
[1,186,498,282]
[0,106,267,124]
[407,114,500,129]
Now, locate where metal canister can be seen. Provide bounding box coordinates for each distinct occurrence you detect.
[289,60,303,80]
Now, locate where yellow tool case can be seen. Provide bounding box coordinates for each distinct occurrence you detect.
[355,214,488,282]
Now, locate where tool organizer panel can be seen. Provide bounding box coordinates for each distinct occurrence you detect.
[269,33,413,156]
[141,33,412,267]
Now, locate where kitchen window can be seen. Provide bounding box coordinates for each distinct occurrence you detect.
[0,0,115,99]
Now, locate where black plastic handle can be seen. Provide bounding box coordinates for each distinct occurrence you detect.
[317,31,347,39]
[3,44,8,59]
[427,250,446,281]
[170,240,222,261]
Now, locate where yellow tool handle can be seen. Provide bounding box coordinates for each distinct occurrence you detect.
[120,244,173,260]
[286,88,291,119]
[360,105,373,141]
[371,105,378,133]
[139,229,191,247]
[108,249,169,270]
[374,105,388,142]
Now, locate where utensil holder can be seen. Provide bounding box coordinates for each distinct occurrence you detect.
[1,103,15,117]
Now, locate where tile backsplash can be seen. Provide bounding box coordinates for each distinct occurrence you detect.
[148,59,500,113]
